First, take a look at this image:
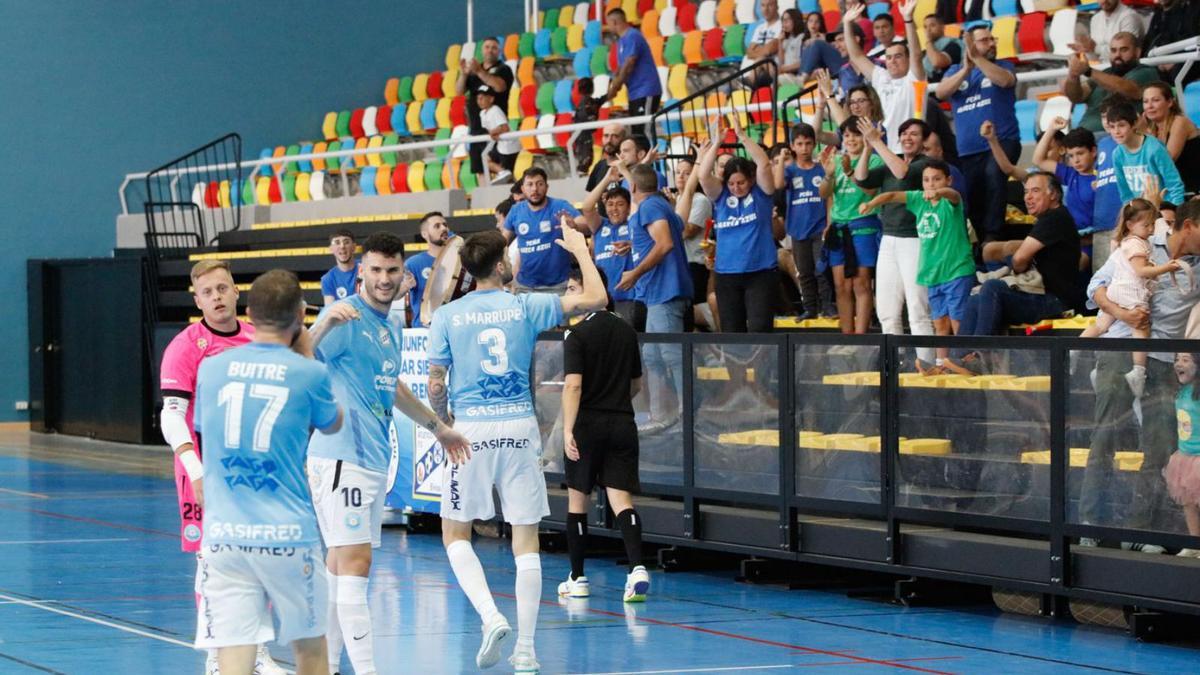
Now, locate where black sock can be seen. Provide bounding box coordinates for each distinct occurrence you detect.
[615,508,643,571]
[566,512,588,579]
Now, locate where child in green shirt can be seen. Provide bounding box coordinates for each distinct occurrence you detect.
[860,160,974,367]
[820,116,883,335]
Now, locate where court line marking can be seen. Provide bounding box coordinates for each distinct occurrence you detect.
[0,650,63,674]
[0,538,131,545]
[582,665,794,674]
[0,487,49,499]
[0,503,177,539]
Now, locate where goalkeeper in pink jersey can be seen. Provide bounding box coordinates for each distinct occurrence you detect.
[158,260,283,675]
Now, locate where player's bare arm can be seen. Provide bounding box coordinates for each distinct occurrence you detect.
[309,301,361,347]
[397,369,472,464]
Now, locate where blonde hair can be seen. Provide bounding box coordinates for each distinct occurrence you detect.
[1114,198,1159,243]
[190,259,232,285]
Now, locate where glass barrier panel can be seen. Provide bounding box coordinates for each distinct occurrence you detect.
[693,342,781,494]
[533,339,566,472]
[894,344,1051,520]
[794,343,882,503]
[634,340,685,486]
[1068,346,1199,550]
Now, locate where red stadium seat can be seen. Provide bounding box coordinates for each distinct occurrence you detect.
[822,11,840,36]
[638,0,655,16]
[703,27,725,60]
[676,0,697,31]
[450,96,468,127]
[750,86,774,124]
[204,181,220,208]
[608,44,618,72]
[350,108,366,138]
[891,2,905,37]
[391,162,409,193]
[376,105,394,134]
[554,112,574,147]
[1017,11,1048,56]
[520,85,539,117]
[427,71,444,99]
[267,176,282,203]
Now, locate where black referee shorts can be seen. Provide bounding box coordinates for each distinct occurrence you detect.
[565,411,640,494]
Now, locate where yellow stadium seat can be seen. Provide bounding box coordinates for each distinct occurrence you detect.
[567,24,585,51]
[445,43,462,70]
[668,64,689,99]
[255,176,272,205]
[218,180,231,208]
[900,439,952,456]
[294,173,311,201]
[384,78,400,106]
[322,112,338,141]
[622,0,639,22]
[408,160,427,192]
[406,103,423,136]
[436,97,453,129]
[993,16,1017,60]
[727,90,752,129]
[376,165,393,195]
[559,6,574,28]
[442,68,458,98]
[514,150,535,178]
[611,84,628,109]
[508,83,523,120]
[518,116,540,151]
[412,73,430,102]
[366,136,384,166]
[353,137,369,168]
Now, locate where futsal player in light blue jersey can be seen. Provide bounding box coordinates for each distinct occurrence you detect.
[193,269,343,675]
[428,223,607,672]
[306,231,470,675]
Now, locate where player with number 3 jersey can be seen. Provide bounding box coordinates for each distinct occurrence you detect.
[427,223,607,673]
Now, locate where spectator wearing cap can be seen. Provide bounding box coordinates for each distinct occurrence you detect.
[697,118,781,333]
[605,7,663,118]
[501,167,583,294]
[475,85,521,183]
[935,21,1019,242]
[456,36,514,180]
[842,0,926,154]
[1064,32,1159,134]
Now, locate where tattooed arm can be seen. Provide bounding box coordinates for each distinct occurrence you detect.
[397,367,471,464]
[428,364,452,425]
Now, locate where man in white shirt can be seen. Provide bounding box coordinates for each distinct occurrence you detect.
[1073,0,1146,57]
[742,0,783,86]
[843,0,926,153]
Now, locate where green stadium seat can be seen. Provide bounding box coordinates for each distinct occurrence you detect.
[398,75,415,103]
[326,140,342,171]
[282,173,297,201]
[335,110,351,138]
[665,33,685,65]
[590,45,610,76]
[382,133,399,166]
[241,177,256,206]
[544,7,560,29]
[551,26,569,56]
[518,32,536,58]
[459,159,478,191]
[434,128,452,159]
[722,24,746,58]
[536,81,557,115]
[285,145,300,172]
[424,160,444,190]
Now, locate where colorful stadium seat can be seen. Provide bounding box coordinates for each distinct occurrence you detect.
[1016,11,1049,57]
[392,103,410,136]
[271,146,287,172]
[697,0,718,30]
[360,167,378,196]
[449,96,468,127]
[389,162,408,193]
[536,114,558,149]
[518,57,537,87]
[993,16,1017,59]
[536,81,557,115]
[551,27,570,56]
[716,0,737,25]
[384,78,400,105]
[799,0,819,12]
[408,160,426,192]
[445,43,462,70]
[866,1,889,19]
[309,171,327,201]
[591,44,611,75]
[644,9,663,39]
[1049,9,1077,56]
[442,69,459,98]
[703,27,725,59]
[366,135,384,166]
[574,2,591,26]
[514,151,535,178]
[1040,95,1072,133]
[508,83,523,120]
[735,0,757,22]
[1185,82,1200,127]
[376,106,394,135]
[459,158,478,191]
[291,173,309,202]
[427,71,444,99]
[268,175,282,203]
[420,99,439,133]
[425,160,444,190]
[406,102,423,137]
[335,110,352,138]
[1015,99,1038,142]
[554,80,576,113]
[325,140,342,171]
[668,64,690,98]
[665,33,686,65]
[657,65,670,95]
[677,1,697,30]
[504,33,521,60]
[722,24,746,58]
[519,31,536,58]
[412,73,430,102]
[535,28,553,58]
[362,106,379,137]
[683,30,704,64]
[584,20,603,47]
[381,133,399,166]
[544,7,560,29]
[451,125,471,159]
[298,143,314,173]
[398,75,414,104]
[1072,103,1085,128]
[568,24,585,51]
[352,137,369,168]
[519,116,541,151]
[350,109,366,138]
[520,85,539,117]
[436,97,453,130]
[376,165,393,195]
[322,112,338,141]
[434,128,452,158]
[205,181,221,208]
[559,6,575,28]
[574,47,593,76]
[285,144,301,172]
[992,0,1018,16]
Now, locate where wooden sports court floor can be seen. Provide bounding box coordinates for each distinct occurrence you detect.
[0,427,1195,674]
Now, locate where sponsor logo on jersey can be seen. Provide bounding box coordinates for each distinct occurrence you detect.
[422,267,432,279]
[377,327,392,346]
[344,513,363,530]
[479,372,525,399]
[518,222,530,236]
[221,455,280,493]
[206,521,304,542]
[197,338,208,351]
[337,287,348,299]
[184,524,202,542]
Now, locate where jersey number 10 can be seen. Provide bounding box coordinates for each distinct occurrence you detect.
[218,382,290,453]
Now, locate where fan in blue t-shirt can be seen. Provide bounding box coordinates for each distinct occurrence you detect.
[501,168,582,290]
[320,229,358,304]
[605,8,662,114]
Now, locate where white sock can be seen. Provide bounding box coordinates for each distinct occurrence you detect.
[336,575,375,675]
[325,569,343,672]
[514,552,542,652]
[446,539,501,625]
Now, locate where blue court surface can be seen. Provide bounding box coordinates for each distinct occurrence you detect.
[0,448,1196,674]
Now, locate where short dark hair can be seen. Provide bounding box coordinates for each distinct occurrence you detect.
[898,118,931,139]
[1025,171,1063,202]
[481,36,500,45]
[568,267,614,312]
[577,76,594,96]
[1176,200,1200,232]
[722,156,757,186]
[1098,94,1133,117]
[886,41,909,56]
[839,115,865,137]
[1105,98,1139,125]
[791,122,816,141]
[521,166,548,185]
[330,229,355,242]
[603,186,631,204]
[420,211,445,228]
[629,135,652,154]
[1161,201,1178,212]
[494,197,514,218]
[874,14,894,26]
[1062,128,1096,150]
[460,229,508,279]
[923,159,952,179]
[247,269,303,331]
[362,231,405,258]
[606,7,626,20]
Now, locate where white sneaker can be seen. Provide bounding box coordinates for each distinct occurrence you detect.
[1177,548,1200,558]
[253,645,286,675]
[1125,365,1147,398]
[557,574,590,598]
[509,648,540,673]
[205,653,220,675]
[1121,541,1166,554]
[624,565,650,603]
[476,615,512,669]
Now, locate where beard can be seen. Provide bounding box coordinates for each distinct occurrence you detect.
[1110,59,1137,75]
[603,142,621,157]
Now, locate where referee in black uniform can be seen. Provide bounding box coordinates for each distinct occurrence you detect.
[557,267,650,603]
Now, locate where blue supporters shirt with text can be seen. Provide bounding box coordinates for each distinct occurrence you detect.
[618,28,663,100]
[1093,135,1121,233]
[593,218,636,303]
[628,194,693,306]
[945,61,1019,157]
[428,289,563,421]
[307,295,400,474]
[1055,163,1095,233]
[320,265,357,301]
[784,163,827,241]
[503,198,582,287]
[713,185,779,274]
[194,343,339,547]
[405,251,435,327]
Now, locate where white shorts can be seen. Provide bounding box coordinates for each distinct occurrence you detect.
[195,543,326,649]
[307,457,387,548]
[440,416,549,526]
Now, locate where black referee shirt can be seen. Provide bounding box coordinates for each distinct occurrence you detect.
[563,311,642,415]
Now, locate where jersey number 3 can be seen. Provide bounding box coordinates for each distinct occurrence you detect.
[478,328,509,375]
[218,382,290,453]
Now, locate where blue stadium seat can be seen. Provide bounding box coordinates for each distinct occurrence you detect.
[867,2,891,19]
[360,167,378,196]
[1071,103,1085,128]
[298,143,314,173]
[420,99,438,133]
[584,20,602,48]
[535,28,553,58]
[392,103,410,136]
[744,21,761,50]
[554,80,575,113]
[1015,100,1038,143]
[574,47,592,77]
[1185,82,1200,127]
[992,0,1019,16]
[799,0,819,12]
